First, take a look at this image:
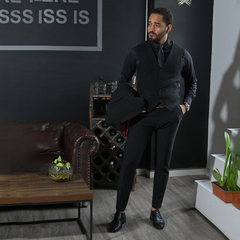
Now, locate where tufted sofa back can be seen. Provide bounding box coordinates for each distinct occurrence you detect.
[1,121,71,174]
[0,120,100,188]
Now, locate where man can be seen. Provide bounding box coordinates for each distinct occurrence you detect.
[107,7,197,232]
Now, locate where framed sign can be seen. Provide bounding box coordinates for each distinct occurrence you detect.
[0,0,102,51]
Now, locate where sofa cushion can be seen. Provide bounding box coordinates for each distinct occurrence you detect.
[0,121,66,174]
[7,121,64,153]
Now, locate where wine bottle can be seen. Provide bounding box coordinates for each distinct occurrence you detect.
[101,121,108,128]
[116,136,124,143]
[109,159,116,167]
[107,143,116,153]
[116,151,123,159]
[109,128,116,136]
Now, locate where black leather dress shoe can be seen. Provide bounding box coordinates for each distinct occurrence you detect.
[108,212,126,232]
[150,210,165,229]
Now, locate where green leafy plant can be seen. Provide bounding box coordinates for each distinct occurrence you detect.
[213,132,240,191]
[49,155,73,181]
[53,155,71,170]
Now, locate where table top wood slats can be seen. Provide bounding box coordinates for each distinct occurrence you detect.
[0,174,93,205]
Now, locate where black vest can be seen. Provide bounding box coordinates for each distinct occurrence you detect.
[134,41,183,112]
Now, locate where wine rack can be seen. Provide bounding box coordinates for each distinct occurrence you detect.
[89,83,127,189]
[89,83,137,190]
[91,119,127,189]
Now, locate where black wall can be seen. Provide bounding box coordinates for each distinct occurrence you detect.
[151,0,213,169]
[0,0,213,170]
[0,0,146,126]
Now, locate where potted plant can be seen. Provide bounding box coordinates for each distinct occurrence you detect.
[48,155,73,182]
[212,132,240,209]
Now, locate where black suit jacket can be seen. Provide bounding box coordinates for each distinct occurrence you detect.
[105,84,145,126]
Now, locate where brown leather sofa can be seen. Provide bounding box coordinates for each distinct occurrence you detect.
[0,121,100,188]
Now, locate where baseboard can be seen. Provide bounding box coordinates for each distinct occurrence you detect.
[136,168,207,178]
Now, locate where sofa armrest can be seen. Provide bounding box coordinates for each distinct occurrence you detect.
[63,122,100,188]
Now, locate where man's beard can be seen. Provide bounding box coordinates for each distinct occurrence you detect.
[147,32,161,42]
[148,29,168,43]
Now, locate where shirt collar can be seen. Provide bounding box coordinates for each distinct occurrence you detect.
[163,39,171,50]
[149,38,171,51]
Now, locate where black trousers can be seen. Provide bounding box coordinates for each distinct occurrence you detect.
[116,106,183,211]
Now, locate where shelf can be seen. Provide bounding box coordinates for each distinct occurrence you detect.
[92,117,107,121]
[92,95,111,98]
[194,180,240,240]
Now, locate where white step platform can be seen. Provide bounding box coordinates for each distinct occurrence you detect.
[195,128,240,240]
[194,180,240,240]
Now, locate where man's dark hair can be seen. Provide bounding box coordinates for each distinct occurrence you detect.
[150,7,173,26]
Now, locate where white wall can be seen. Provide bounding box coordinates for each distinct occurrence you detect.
[208,0,240,170]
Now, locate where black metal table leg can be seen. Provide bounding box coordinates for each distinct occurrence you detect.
[0,200,93,240]
[90,200,93,240]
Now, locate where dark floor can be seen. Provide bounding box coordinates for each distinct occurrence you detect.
[0,175,228,240]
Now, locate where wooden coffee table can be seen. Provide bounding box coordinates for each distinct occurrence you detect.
[0,173,93,240]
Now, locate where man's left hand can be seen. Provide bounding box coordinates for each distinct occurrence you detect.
[180,104,187,115]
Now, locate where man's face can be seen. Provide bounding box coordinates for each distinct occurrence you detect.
[148,14,172,44]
